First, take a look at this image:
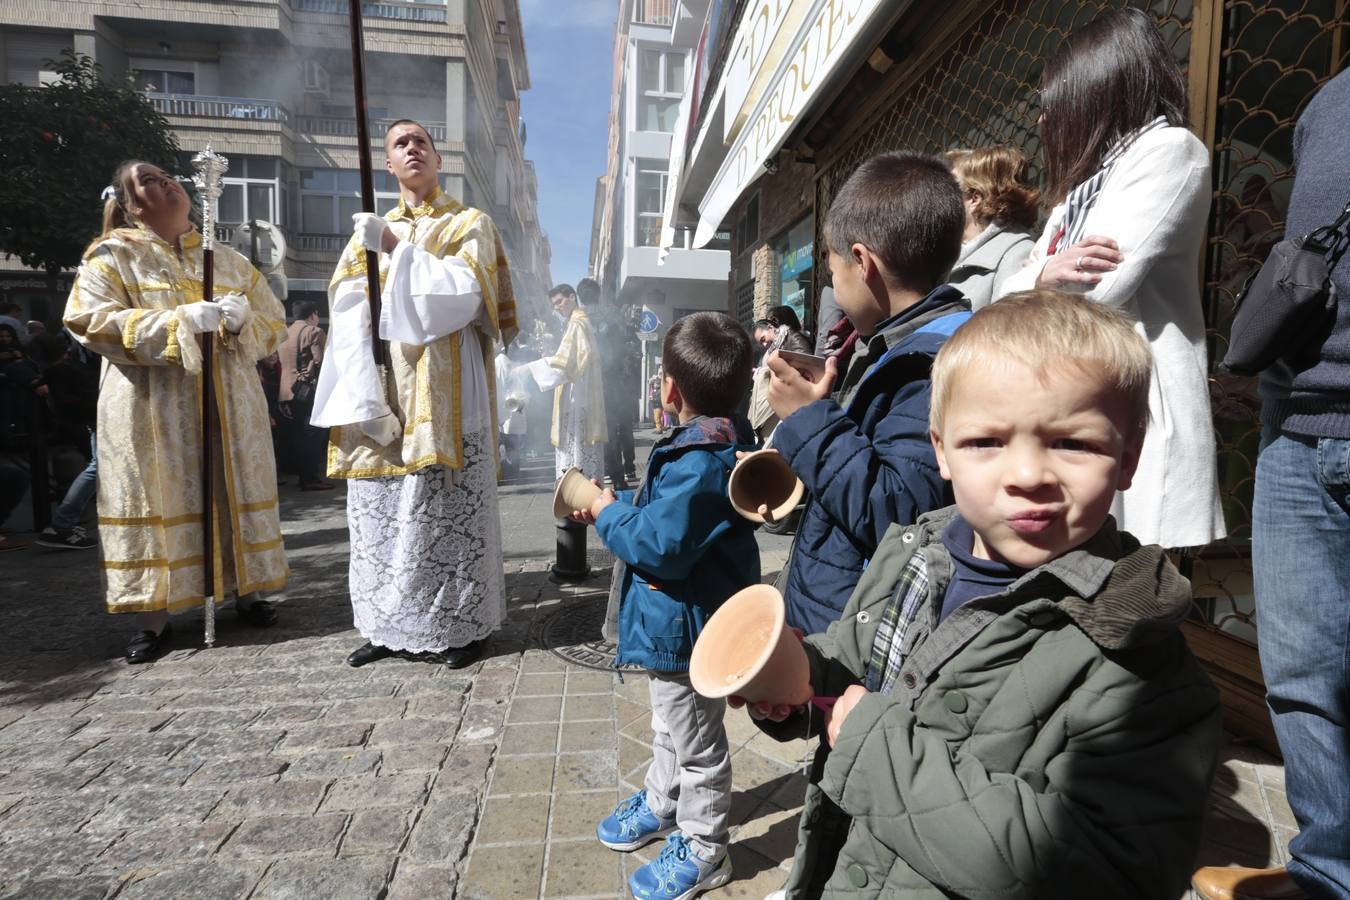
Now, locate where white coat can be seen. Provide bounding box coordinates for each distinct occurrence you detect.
[999,125,1226,548]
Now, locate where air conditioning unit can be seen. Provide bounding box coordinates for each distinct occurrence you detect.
[303,60,329,95]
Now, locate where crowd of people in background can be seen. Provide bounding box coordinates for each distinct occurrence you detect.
[2,7,1345,899]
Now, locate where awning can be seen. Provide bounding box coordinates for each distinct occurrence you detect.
[692,0,901,248]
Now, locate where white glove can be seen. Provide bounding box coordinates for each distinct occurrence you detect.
[180,301,223,334]
[359,412,402,447]
[353,213,392,252]
[216,293,251,333]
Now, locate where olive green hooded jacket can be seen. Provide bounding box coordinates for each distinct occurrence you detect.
[761,507,1222,899]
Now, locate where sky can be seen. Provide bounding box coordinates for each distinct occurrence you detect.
[518,0,617,292]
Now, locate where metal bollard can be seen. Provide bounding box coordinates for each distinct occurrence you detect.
[550,517,591,583]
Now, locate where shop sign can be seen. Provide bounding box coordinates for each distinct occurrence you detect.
[694,0,895,248]
[779,240,814,281]
[723,0,814,143]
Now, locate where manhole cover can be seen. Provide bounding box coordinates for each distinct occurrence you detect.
[532,596,642,672]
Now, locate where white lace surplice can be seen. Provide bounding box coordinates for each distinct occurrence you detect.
[527,357,606,481]
[347,430,504,652]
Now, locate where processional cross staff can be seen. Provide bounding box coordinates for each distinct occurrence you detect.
[191,146,228,648]
[346,0,392,379]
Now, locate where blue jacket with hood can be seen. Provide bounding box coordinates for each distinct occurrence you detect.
[596,415,761,672]
[773,285,970,633]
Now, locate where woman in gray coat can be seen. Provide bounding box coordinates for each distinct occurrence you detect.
[945,147,1038,308]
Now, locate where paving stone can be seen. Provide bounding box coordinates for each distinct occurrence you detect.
[324,698,407,723]
[0,794,109,832]
[81,712,175,733]
[219,812,348,858]
[78,735,190,763]
[117,863,264,900]
[505,695,562,725]
[2,739,107,769]
[515,672,566,697]
[178,728,287,758]
[474,793,551,845]
[380,744,448,774]
[277,722,372,753]
[252,704,327,727]
[555,750,619,792]
[730,801,802,866]
[340,807,412,855]
[0,716,92,744]
[158,709,261,732]
[405,798,478,863]
[209,780,329,818]
[0,766,110,795]
[489,755,552,796]
[186,755,291,785]
[280,749,381,780]
[549,790,619,840]
[252,857,391,900]
[542,837,624,897]
[320,774,429,811]
[386,864,458,900]
[566,670,616,694]
[0,832,117,879]
[460,843,545,899]
[366,718,452,748]
[404,695,465,720]
[469,668,518,701]
[499,722,559,756]
[98,820,237,868]
[82,759,203,792]
[560,719,617,753]
[0,874,122,900]
[562,692,613,722]
[433,742,494,794]
[457,701,508,741]
[84,788,223,831]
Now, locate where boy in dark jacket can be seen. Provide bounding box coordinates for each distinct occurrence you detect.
[744,292,1221,899]
[570,311,759,899]
[764,152,971,633]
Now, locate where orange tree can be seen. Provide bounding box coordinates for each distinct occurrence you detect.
[0,51,178,289]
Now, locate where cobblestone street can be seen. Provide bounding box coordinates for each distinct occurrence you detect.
[0,433,1296,899]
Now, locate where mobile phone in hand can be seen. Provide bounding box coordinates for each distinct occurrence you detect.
[775,349,828,382]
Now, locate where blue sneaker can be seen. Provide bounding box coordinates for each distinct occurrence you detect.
[628,833,731,899]
[597,789,677,851]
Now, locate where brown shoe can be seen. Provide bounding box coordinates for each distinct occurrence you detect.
[1192,866,1308,900]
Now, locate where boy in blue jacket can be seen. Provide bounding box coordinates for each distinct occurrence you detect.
[570,311,759,899]
[764,152,971,633]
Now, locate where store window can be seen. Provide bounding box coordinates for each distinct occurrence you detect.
[734,194,760,255]
[300,169,400,234]
[634,159,667,247]
[637,49,684,132]
[773,216,814,325]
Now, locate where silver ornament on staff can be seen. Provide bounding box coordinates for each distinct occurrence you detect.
[191,146,228,648]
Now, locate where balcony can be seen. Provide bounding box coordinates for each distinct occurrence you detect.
[297,116,448,144]
[149,93,290,124]
[635,0,673,26]
[293,0,448,23]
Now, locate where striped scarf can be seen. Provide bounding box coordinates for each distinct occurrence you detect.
[1056,116,1171,251]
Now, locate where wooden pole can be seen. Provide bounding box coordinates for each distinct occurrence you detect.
[346,0,387,370]
[191,147,228,648]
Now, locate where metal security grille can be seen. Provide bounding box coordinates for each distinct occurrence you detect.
[814,0,1348,644]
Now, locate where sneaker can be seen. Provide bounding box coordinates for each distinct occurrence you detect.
[628,834,731,899]
[37,526,96,550]
[597,789,677,851]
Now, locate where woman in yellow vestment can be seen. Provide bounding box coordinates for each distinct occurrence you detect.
[63,160,290,663]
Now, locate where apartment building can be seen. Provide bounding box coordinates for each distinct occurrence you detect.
[0,0,551,324]
[588,0,731,383]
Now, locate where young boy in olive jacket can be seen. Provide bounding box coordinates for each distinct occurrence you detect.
[571,312,758,900]
[742,292,1222,899]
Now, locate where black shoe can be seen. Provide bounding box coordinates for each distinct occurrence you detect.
[36,526,97,550]
[236,600,279,628]
[440,638,486,669]
[347,641,395,668]
[126,624,171,664]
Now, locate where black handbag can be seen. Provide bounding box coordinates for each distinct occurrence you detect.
[1222,202,1350,376]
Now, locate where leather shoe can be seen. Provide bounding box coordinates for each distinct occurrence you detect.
[347,641,395,668]
[236,599,279,628]
[440,638,486,669]
[1193,866,1308,900]
[126,624,171,664]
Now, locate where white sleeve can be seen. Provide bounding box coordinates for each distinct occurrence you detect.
[996,216,1056,301]
[309,277,391,428]
[379,240,484,346]
[526,356,567,391]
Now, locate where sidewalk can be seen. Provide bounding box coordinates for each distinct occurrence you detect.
[0,432,1291,898]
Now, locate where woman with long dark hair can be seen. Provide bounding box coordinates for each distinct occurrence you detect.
[998,8,1225,549]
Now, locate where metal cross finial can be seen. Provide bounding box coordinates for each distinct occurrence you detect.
[191,146,229,251]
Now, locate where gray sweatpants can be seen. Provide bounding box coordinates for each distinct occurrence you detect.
[643,672,732,858]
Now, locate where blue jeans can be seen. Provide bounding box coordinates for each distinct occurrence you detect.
[1253,428,1350,899]
[52,429,96,532]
